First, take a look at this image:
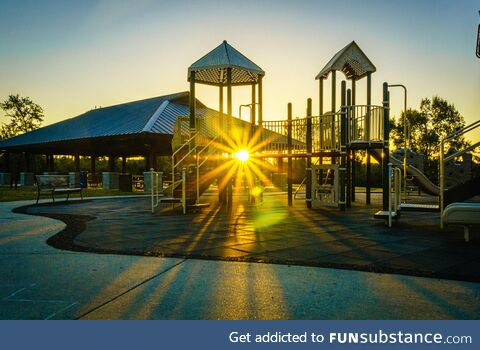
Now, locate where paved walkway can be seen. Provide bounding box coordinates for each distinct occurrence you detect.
[24,193,480,282]
[1,197,480,319]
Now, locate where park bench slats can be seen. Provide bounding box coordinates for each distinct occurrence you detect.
[35,175,83,204]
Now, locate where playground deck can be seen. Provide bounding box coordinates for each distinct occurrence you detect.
[21,191,480,283]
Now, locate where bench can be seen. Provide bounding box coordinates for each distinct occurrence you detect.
[35,175,83,204]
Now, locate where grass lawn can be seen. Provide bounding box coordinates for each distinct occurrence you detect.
[0,187,146,202]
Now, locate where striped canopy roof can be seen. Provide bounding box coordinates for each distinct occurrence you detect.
[188,41,265,86]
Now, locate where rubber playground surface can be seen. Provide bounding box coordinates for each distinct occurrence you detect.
[19,191,480,283]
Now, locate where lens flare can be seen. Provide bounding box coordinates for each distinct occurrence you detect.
[235,149,250,162]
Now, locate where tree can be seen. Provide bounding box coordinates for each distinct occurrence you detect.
[391,96,469,180]
[0,94,44,140]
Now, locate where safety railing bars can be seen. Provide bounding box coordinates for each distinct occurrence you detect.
[150,169,163,213]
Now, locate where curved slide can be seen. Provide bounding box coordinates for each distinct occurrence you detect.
[369,149,440,196]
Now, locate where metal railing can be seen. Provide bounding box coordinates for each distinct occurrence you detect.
[150,169,163,213]
[440,119,480,227]
[387,164,402,227]
[346,105,384,143]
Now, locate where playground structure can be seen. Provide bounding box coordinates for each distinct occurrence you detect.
[151,40,480,237]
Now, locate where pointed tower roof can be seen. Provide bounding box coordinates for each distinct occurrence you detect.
[188,40,265,86]
[315,41,376,80]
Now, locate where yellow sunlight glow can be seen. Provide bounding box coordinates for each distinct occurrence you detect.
[235,149,250,162]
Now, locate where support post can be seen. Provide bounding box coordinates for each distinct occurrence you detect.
[5,152,10,172]
[351,78,356,202]
[366,150,371,204]
[339,81,347,211]
[50,155,55,172]
[25,153,31,172]
[189,70,196,150]
[366,72,372,141]
[108,155,116,172]
[122,156,127,173]
[346,88,352,208]
[91,156,96,173]
[74,154,80,172]
[319,77,324,162]
[331,71,336,153]
[218,84,225,203]
[382,82,390,212]
[258,76,263,125]
[287,103,293,206]
[251,83,256,125]
[306,98,312,209]
[226,67,233,207]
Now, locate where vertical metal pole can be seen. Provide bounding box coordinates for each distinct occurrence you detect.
[440,140,444,228]
[258,76,263,125]
[287,103,293,206]
[108,155,115,172]
[219,84,225,203]
[319,77,324,163]
[306,98,312,209]
[366,72,372,141]
[366,150,371,204]
[5,152,10,172]
[382,82,390,212]
[189,71,196,149]
[366,73,372,205]
[151,168,155,213]
[351,78,356,202]
[339,81,347,211]
[227,67,233,207]
[388,162,392,227]
[346,88,352,208]
[182,167,186,215]
[251,83,256,125]
[196,149,200,204]
[331,71,336,154]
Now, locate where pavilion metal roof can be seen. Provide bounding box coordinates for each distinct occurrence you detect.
[188,40,265,86]
[315,41,376,80]
[0,92,215,150]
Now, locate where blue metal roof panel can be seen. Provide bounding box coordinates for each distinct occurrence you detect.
[0,92,190,148]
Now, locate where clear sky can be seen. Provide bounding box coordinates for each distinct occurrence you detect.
[0,0,478,131]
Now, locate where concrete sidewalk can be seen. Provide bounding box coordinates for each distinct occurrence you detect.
[1,199,480,319]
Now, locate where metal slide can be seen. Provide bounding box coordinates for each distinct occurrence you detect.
[369,149,439,196]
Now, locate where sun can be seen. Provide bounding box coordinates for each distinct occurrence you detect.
[234,149,250,162]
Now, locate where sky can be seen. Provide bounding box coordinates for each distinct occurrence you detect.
[0,0,479,135]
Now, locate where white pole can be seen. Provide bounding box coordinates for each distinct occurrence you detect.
[182,167,186,215]
[150,168,154,213]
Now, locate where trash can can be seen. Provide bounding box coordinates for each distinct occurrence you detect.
[119,173,132,192]
[80,171,88,189]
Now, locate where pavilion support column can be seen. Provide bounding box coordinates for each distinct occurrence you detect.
[331,71,336,164]
[91,156,96,173]
[49,155,55,172]
[5,152,11,172]
[189,70,196,150]
[149,153,157,171]
[108,155,116,172]
[74,154,80,172]
[226,67,233,207]
[144,154,150,172]
[258,76,263,125]
[24,153,31,172]
[319,77,324,164]
[351,78,356,202]
[251,83,256,125]
[122,156,127,173]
